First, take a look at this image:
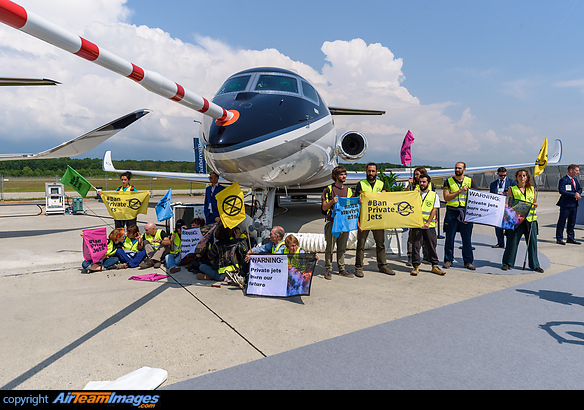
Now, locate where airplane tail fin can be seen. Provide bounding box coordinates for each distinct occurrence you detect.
[548,139,562,164]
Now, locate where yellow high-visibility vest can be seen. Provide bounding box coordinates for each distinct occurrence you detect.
[445,176,472,207]
[420,190,438,228]
[510,185,537,222]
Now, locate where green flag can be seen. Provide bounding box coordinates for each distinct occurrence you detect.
[60,165,92,197]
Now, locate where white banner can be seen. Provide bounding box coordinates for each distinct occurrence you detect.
[180,227,203,259]
[246,254,289,297]
[464,189,506,227]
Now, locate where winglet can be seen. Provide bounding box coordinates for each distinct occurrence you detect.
[103,150,118,172]
[549,139,562,164]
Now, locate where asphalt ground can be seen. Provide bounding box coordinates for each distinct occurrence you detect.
[1,190,583,390]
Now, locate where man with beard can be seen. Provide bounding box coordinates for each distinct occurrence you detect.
[442,162,478,270]
[352,163,395,277]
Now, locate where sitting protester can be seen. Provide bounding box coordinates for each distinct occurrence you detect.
[197,223,249,287]
[115,225,146,268]
[165,219,185,274]
[139,222,171,269]
[82,228,125,272]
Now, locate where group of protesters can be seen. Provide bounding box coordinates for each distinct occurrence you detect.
[83,160,583,281]
[320,161,567,278]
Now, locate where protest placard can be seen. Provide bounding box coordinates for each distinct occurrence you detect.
[101,190,150,220]
[359,191,423,230]
[246,254,316,297]
[82,228,107,263]
[180,227,204,259]
[332,196,360,237]
[464,188,532,229]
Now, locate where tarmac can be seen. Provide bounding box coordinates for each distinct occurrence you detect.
[1,189,583,390]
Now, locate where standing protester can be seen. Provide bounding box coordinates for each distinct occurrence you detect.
[353,162,394,277]
[489,167,516,248]
[114,171,137,229]
[502,169,544,272]
[406,166,435,266]
[321,165,353,280]
[410,174,445,276]
[555,164,582,245]
[204,171,224,225]
[442,162,478,270]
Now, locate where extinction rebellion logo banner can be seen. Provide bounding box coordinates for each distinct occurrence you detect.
[100,190,150,221]
[359,191,423,230]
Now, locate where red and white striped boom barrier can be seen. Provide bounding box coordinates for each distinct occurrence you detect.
[0,0,233,122]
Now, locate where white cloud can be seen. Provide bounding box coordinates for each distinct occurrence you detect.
[0,0,548,167]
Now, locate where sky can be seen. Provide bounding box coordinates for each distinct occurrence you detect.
[1,0,583,168]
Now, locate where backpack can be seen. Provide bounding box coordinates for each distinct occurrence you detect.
[217,238,250,277]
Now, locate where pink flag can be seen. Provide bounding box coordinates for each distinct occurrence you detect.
[400,130,414,166]
[82,228,108,263]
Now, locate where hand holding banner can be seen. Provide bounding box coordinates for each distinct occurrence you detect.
[359,191,423,230]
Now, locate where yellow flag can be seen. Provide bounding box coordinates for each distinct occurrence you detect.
[100,190,150,220]
[215,181,246,229]
[534,138,548,177]
[360,191,423,230]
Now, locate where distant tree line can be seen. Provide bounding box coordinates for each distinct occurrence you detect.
[0,157,201,177]
[0,158,443,177]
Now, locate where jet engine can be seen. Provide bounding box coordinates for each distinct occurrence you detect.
[337,131,367,162]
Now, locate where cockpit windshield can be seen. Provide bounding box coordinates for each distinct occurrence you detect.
[255,74,298,93]
[216,75,251,95]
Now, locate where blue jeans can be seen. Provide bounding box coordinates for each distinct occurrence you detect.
[115,249,146,268]
[82,256,119,270]
[443,209,474,265]
[199,263,225,281]
[165,253,181,269]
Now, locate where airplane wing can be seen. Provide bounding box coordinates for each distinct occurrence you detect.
[328,106,386,115]
[0,77,60,86]
[102,150,227,184]
[0,109,150,161]
[345,139,563,184]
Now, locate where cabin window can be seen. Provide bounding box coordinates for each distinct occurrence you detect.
[254,74,298,93]
[301,81,319,103]
[216,75,251,95]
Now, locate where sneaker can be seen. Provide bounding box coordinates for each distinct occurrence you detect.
[153,261,162,269]
[355,267,364,278]
[338,269,354,278]
[534,267,544,273]
[169,266,181,274]
[88,263,102,272]
[116,263,128,269]
[379,265,395,275]
[431,264,445,275]
[465,263,476,271]
[324,270,332,280]
[501,264,510,271]
[442,262,451,269]
[196,272,211,280]
[410,266,419,276]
